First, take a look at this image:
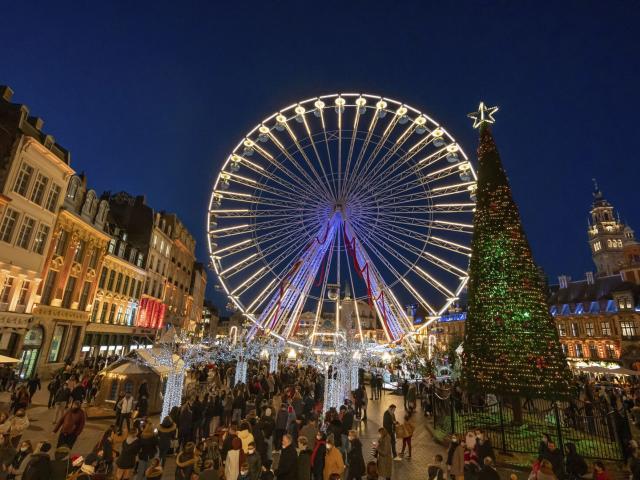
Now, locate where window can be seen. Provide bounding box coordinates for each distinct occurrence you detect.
[41,270,57,305]
[48,325,67,363]
[91,300,99,322]
[17,281,30,306]
[55,230,68,256]
[570,323,579,337]
[30,173,48,205]
[621,321,637,338]
[100,302,108,323]
[61,276,77,308]
[136,253,144,268]
[130,279,137,297]
[0,277,14,304]
[74,240,85,263]
[116,306,123,324]
[0,209,20,243]
[618,239,623,248]
[108,304,116,323]
[78,281,91,310]
[67,180,79,200]
[601,321,611,336]
[108,380,118,400]
[16,217,35,249]
[593,241,601,252]
[123,276,130,297]
[607,239,613,248]
[115,273,123,293]
[575,343,583,358]
[585,322,594,336]
[13,163,34,197]
[589,344,599,359]
[605,344,617,359]
[99,268,108,288]
[107,270,116,291]
[558,323,566,337]
[561,343,568,355]
[134,280,141,299]
[32,224,50,255]
[45,184,61,212]
[107,239,116,254]
[88,248,98,268]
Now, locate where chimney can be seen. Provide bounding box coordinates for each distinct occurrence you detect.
[558,275,571,289]
[586,271,594,285]
[0,86,14,102]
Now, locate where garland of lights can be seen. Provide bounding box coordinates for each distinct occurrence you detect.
[462,105,572,399]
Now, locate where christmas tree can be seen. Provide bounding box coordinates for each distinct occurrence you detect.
[462,103,571,399]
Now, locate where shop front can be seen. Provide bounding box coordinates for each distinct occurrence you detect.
[82,324,157,364]
[16,325,43,379]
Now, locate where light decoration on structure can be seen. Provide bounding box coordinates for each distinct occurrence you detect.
[138,327,209,420]
[207,93,478,352]
[462,102,572,399]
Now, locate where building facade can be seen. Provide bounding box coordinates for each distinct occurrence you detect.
[83,218,153,361]
[162,213,198,331]
[0,86,76,377]
[32,174,111,377]
[588,180,636,277]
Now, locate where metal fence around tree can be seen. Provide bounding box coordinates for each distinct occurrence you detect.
[432,388,630,461]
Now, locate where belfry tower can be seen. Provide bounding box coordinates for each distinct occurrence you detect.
[588,179,636,276]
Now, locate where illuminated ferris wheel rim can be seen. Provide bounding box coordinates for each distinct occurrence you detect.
[207,92,477,347]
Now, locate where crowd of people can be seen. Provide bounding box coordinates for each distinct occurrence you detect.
[2,359,640,480]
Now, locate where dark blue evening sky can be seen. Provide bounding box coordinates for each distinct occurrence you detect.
[2,1,639,307]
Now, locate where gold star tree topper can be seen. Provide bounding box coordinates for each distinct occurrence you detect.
[468,102,499,129]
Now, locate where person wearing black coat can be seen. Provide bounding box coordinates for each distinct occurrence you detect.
[23,442,51,480]
[250,417,267,463]
[346,434,365,480]
[565,443,587,480]
[178,404,194,449]
[275,435,297,480]
[477,458,500,480]
[310,433,326,480]
[136,424,158,480]
[542,442,564,479]
[50,446,70,480]
[158,416,177,466]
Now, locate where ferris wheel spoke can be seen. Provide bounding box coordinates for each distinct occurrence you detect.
[264,130,333,201]
[278,116,334,200]
[229,154,322,201]
[344,227,424,334]
[353,216,469,278]
[349,226,440,316]
[361,130,444,194]
[249,139,329,200]
[223,171,309,203]
[300,114,337,200]
[342,105,381,199]
[214,190,302,210]
[363,145,452,198]
[343,237,364,343]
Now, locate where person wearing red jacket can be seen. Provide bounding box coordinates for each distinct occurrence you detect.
[53,400,86,448]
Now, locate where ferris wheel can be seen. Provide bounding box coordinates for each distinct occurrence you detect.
[208,93,476,347]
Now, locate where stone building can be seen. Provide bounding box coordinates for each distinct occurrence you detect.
[32,174,111,377]
[83,214,153,360]
[0,86,74,377]
[588,180,636,276]
[189,262,207,336]
[162,213,199,331]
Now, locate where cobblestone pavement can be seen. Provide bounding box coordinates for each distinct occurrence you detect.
[0,383,526,479]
